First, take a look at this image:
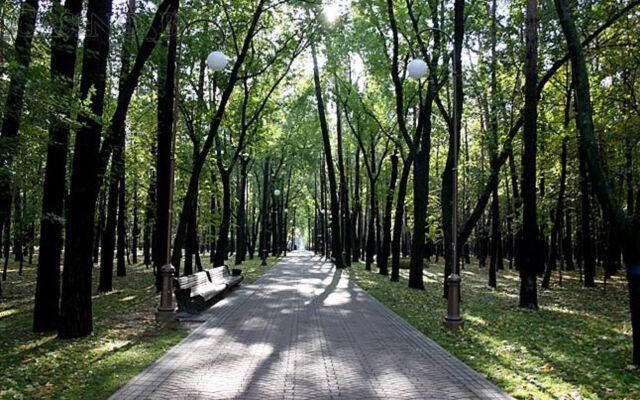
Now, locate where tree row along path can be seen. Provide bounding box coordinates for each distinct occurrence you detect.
[111,252,511,400]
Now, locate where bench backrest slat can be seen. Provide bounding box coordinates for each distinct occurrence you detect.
[175,271,210,290]
[206,267,226,284]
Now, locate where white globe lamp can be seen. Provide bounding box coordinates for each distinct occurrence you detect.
[274,189,281,197]
[407,59,428,79]
[206,51,228,71]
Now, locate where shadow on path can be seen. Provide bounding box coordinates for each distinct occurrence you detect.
[110,251,512,400]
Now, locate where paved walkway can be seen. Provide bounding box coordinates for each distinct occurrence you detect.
[111,252,512,400]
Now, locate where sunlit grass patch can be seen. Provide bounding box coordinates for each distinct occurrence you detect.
[348,259,639,400]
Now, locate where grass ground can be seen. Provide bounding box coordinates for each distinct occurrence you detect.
[0,254,279,400]
[348,259,639,400]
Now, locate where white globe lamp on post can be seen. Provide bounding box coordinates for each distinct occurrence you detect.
[206,50,228,71]
[407,59,428,79]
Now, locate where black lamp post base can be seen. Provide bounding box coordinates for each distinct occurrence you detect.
[444,273,463,330]
[156,308,177,323]
[443,316,463,330]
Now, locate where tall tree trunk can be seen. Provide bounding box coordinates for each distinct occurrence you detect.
[132,182,139,264]
[391,157,412,281]
[336,97,351,267]
[214,171,231,267]
[62,0,178,332]
[555,0,640,364]
[99,171,118,292]
[488,0,501,288]
[311,38,343,268]
[365,145,377,272]
[114,0,135,278]
[543,138,568,288]
[94,186,106,263]
[143,152,156,269]
[379,153,398,276]
[235,158,248,265]
[33,0,82,332]
[116,162,127,278]
[0,0,39,254]
[352,148,361,263]
[626,139,634,215]
[259,159,269,262]
[519,0,539,309]
[411,93,434,290]
[579,143,596,286]
[60,0,113,338]
[321,165,329,257]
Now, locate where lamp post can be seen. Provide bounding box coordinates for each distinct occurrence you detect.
[408,30,462,330]
[291,206,296,251]
[319,208,327,257]
[273,189,281,256]
[156,20,229,322]
[284,208,288,256]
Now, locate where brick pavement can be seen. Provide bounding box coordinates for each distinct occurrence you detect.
[110,251,513,400]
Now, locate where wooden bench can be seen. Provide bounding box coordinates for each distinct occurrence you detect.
[173,271,226,314]
[206,266,244,289]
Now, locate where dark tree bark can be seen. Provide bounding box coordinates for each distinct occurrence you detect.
[59,0,113,338]
[235,158,249,265]
[61,0,179,336]
[335,96,352,267]
[321,164,329,257]
[519,0,539,309]
[385,0,440,289]
[391,157,412,282]
[579,142,596,286]
[143,148,157,269]
[113,0,136,279]
[379,153,399,276]
[311,38,344,268]
[99,172,118,292]
[543,138,568,288]
[33,0,82,332]
[210,171,217,264]
[411,89,434,290]
[352,147,361,263]
[259,159,269,262]
[365,157,377,272]
[0,0,39,257]
[94,186,106,264]
[131,182,139,264]
[14,189,24,273]
[213,171,231,267]
[116,174,127,276]
[249,199,259,259]
[627,139,635,215]
[554,0,640,364]
[563,207,574,270]
[488,0,501,289]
